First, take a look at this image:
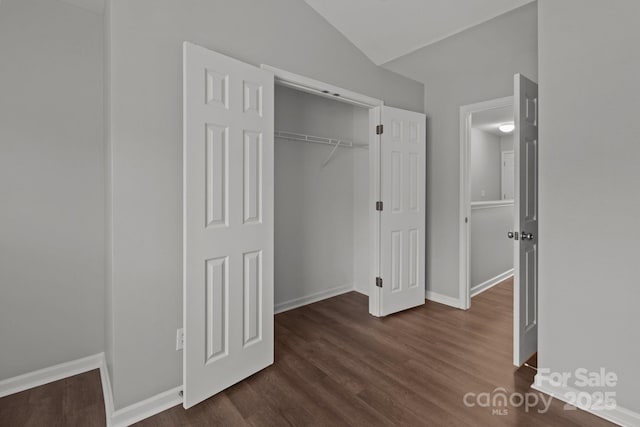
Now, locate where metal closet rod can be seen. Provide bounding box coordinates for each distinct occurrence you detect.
[274,130,368,167]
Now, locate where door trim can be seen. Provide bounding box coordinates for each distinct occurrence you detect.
[458,96,513,310]
[260,65,383,109]
[260,65,385,316]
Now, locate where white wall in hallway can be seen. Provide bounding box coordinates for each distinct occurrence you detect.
[470,204,513,292]
[500,134,514,153]
[470,128,502,202]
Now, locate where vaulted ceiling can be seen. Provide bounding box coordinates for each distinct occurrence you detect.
[304,0,535,65]
[59,0,104,14]
[50,0,534,63]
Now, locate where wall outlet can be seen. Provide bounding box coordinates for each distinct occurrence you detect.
[176,328,184,351]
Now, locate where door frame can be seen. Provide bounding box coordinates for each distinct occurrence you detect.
[458,96,513,310]
[259,65,385,316]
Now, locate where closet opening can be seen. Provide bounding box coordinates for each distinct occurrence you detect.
[273,83,372,313]
[183,44,426,408]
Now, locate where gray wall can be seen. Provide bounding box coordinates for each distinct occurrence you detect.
[0,0,104,379]
[500,134,514,153]
[470,205,513,292]
[384,2,537,299]
[538,0,640,413]
[470,129,502,202]
[105,0,423,409]
[352,109,371,295]
[274,86,369,307]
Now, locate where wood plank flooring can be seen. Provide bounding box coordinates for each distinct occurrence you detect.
[0,369,105,427]
[139,278,612,426]
[0,280,614,426]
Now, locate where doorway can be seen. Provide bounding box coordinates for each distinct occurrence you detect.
[272,84,371,313]
[458,74,539,368]
[261,64,428,318]
[459,96,515,309]
[263,64,384,315]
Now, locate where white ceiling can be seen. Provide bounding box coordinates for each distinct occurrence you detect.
[304,0,534,65]
[472,105,513,136]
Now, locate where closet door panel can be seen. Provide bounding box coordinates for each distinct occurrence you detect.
[379,107,426,316]
[205,124,229,228]
[183,42,274,409]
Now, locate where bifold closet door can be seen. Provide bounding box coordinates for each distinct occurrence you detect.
[379,106,426,316]
[183,42,274,409]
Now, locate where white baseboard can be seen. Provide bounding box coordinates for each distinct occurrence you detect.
[532,374,640,427]
[97,355,115,426]
[274,283,354,314]
[425,290,464,309]
[110,386,183,427]
[470,269,514,298]
[0,353,103,398]
[0,353,182,427]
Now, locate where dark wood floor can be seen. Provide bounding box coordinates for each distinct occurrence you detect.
[0,279,613,426]
[139,278,611,426]
[0,369,105,427]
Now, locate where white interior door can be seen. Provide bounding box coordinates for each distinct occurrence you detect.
[501,151,515,200]
[183,42,274,408]
[378,106,426,316]
[513,74,538,366]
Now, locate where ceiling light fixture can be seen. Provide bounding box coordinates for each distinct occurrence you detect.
[498,122,515,133]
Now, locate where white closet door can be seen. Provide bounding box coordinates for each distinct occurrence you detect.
[183,42,274,408]
[379,106,426,316]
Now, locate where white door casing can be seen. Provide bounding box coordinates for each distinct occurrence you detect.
[183,42,274,408]
[458,96,514,310]
[501,150,515,200]
[378,107,426,316]
[513,74,538,366]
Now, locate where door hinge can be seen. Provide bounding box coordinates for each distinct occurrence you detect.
[376,277,383,288]
[465,217,468,224]
[376,201,383,211]
[376,124,384,135]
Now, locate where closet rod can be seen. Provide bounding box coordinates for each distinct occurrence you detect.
[274,130,368,166]
[274,130,354,148]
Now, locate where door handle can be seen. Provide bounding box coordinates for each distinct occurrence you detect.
[521,231,534,241]
[507,231,519,240]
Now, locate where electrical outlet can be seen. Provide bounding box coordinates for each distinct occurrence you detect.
[176,328,184,351]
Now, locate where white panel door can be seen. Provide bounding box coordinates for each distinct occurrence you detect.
[183,42,274,408]
[501,151,515,200]
[379,106,426,316]
[513,74,538,366]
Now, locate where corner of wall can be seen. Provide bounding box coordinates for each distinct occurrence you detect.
[103,0,115,392]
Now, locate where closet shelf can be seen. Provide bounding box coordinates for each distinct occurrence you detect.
[274,130,368,167]
[274,130,368,149]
